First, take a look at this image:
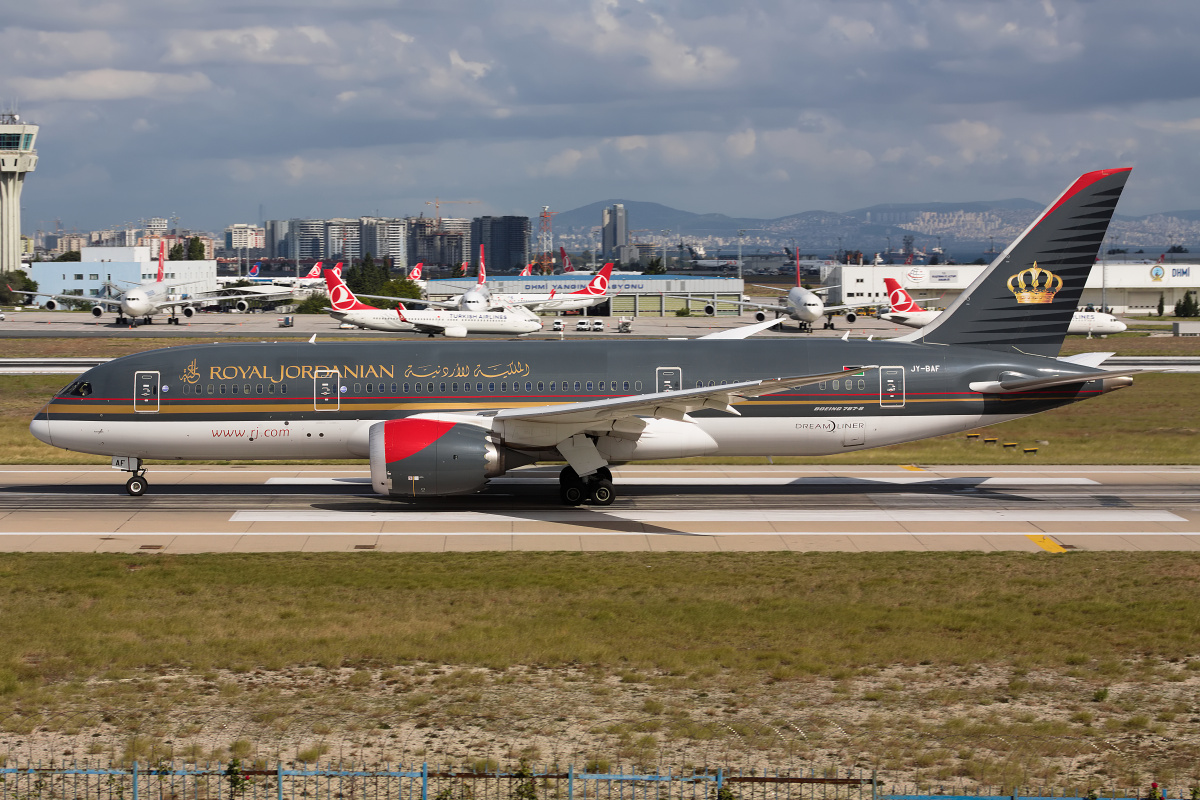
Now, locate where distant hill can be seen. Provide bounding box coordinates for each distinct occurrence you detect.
[553,198,1200,252]
[554,200,761,237]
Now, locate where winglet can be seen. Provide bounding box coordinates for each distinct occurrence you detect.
[308,334,317,344]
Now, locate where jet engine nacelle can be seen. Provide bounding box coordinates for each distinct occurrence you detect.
[44,299,59,311]
[182,306,195,318]
[703,304,716,316]
[844,311,857,324]
[91,306,104,317]
[442,326,467,338]
[754,310,767,322]
[235,300,250,313]
[369,417,503,498]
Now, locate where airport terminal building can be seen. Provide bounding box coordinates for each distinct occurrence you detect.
[826,260,1200,315]
[29,247,218,304]
[427,274,745,316]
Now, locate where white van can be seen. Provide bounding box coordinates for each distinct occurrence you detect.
[591,319,605,332]
[551,318,564,331]
[575,319,591,331]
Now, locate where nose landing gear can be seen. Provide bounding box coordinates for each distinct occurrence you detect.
[113,456,149,496]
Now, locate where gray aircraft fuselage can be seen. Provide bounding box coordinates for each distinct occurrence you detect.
[33,338,1118,462]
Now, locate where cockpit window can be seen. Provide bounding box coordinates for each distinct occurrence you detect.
[61,381,92,397]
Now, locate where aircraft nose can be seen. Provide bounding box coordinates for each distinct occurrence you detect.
[30,408,53,446]
[1114,320,1128,332]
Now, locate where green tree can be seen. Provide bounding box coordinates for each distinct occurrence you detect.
[1158,292,1165,317]
[1174,290,1199,318]
[294,294,330,314]
[375,278,424,300]
[0,270,38,304]
[169,243,185,261]
[187,237,206,260]
[53,250,81,262]
[645,256,666,275]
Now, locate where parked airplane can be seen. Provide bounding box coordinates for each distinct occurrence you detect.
[323,269,542,337]
[16,243,298,326]
[32,169,1141,506]
[673,251,872,331]
[881,278,1127,335]
[492,263,615,313]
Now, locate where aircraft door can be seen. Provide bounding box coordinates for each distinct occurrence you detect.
[656,367,682,393]
[134,371,160,413]
[880,366,905,408]
[314,368,340,411]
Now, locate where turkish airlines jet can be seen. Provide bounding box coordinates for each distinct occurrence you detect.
[323,269,541,337]
[494,263,615,312]
[881,278,1127,335]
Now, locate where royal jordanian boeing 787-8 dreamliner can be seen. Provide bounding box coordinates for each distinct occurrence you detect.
[32,169,1141,505]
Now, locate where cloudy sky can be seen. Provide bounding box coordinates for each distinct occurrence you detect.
[6,0,1200,235]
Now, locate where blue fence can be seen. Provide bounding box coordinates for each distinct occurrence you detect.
[0,762,877,800]
[0,763,1184,800]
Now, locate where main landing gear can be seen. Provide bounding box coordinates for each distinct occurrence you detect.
[113,457,149,496]
[559,466,615,507]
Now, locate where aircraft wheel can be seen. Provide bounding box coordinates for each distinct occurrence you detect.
[589,479,615,506]
[596,466,613,483]
[559,466,585,506]
[126,476,147,496]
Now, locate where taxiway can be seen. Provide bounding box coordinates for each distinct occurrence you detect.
[1,464,1198,553]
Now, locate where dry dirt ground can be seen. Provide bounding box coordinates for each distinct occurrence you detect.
[2,662,1198,794]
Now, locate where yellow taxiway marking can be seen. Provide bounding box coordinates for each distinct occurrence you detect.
[1026,534,1067,553]
[901,465,927,472]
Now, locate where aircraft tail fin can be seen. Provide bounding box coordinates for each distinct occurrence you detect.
[895,168,1131,357]
[305,262,323,279]
[560,247,574,272]
[883,278,922,312]
[409,262,423,281]
[157,241,165,282]
[478,245,486,284]
[576,263,613,295]
[323,269,377,312]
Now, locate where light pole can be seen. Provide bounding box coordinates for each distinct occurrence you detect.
[661,229,671,273]
[737,229,746,280]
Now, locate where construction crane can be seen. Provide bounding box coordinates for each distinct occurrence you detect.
[536,206,559,274]
[424,198,479,232]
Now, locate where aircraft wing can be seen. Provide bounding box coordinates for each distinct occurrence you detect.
[198,286,300,303]
[354,293,459,309]
[968,368,1146,394]
[492,367,878,426]
[669,295,791,314]
[698,317,783,339]
[8,286,122,310]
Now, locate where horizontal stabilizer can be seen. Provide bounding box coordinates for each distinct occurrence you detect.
[1058,352,1115,368]
[969,368,1144,394]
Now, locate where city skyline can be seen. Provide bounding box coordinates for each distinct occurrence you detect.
[6,1,1200,235]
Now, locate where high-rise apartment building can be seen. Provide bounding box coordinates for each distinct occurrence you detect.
[287,219,326,261]
[360,217,407,268]
[407,216,469,267]
[601,204,627,259]
[225,223,265,250]
[471,216,530,272]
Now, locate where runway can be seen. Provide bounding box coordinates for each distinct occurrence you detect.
[2,464,1199,553]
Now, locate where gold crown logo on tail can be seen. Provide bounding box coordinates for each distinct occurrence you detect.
[1007,263,1063,304]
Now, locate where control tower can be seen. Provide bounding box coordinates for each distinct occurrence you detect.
[0,113,38,273]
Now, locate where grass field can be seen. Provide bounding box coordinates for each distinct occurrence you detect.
[3,551,1198,685]
[1,552,1198,789]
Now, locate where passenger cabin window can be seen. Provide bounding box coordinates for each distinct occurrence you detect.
[231,384,239,395]
[635,381,643,391]
[623,381,629,391]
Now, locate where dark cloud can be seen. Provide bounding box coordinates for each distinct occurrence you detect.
[4,0,1200,233]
